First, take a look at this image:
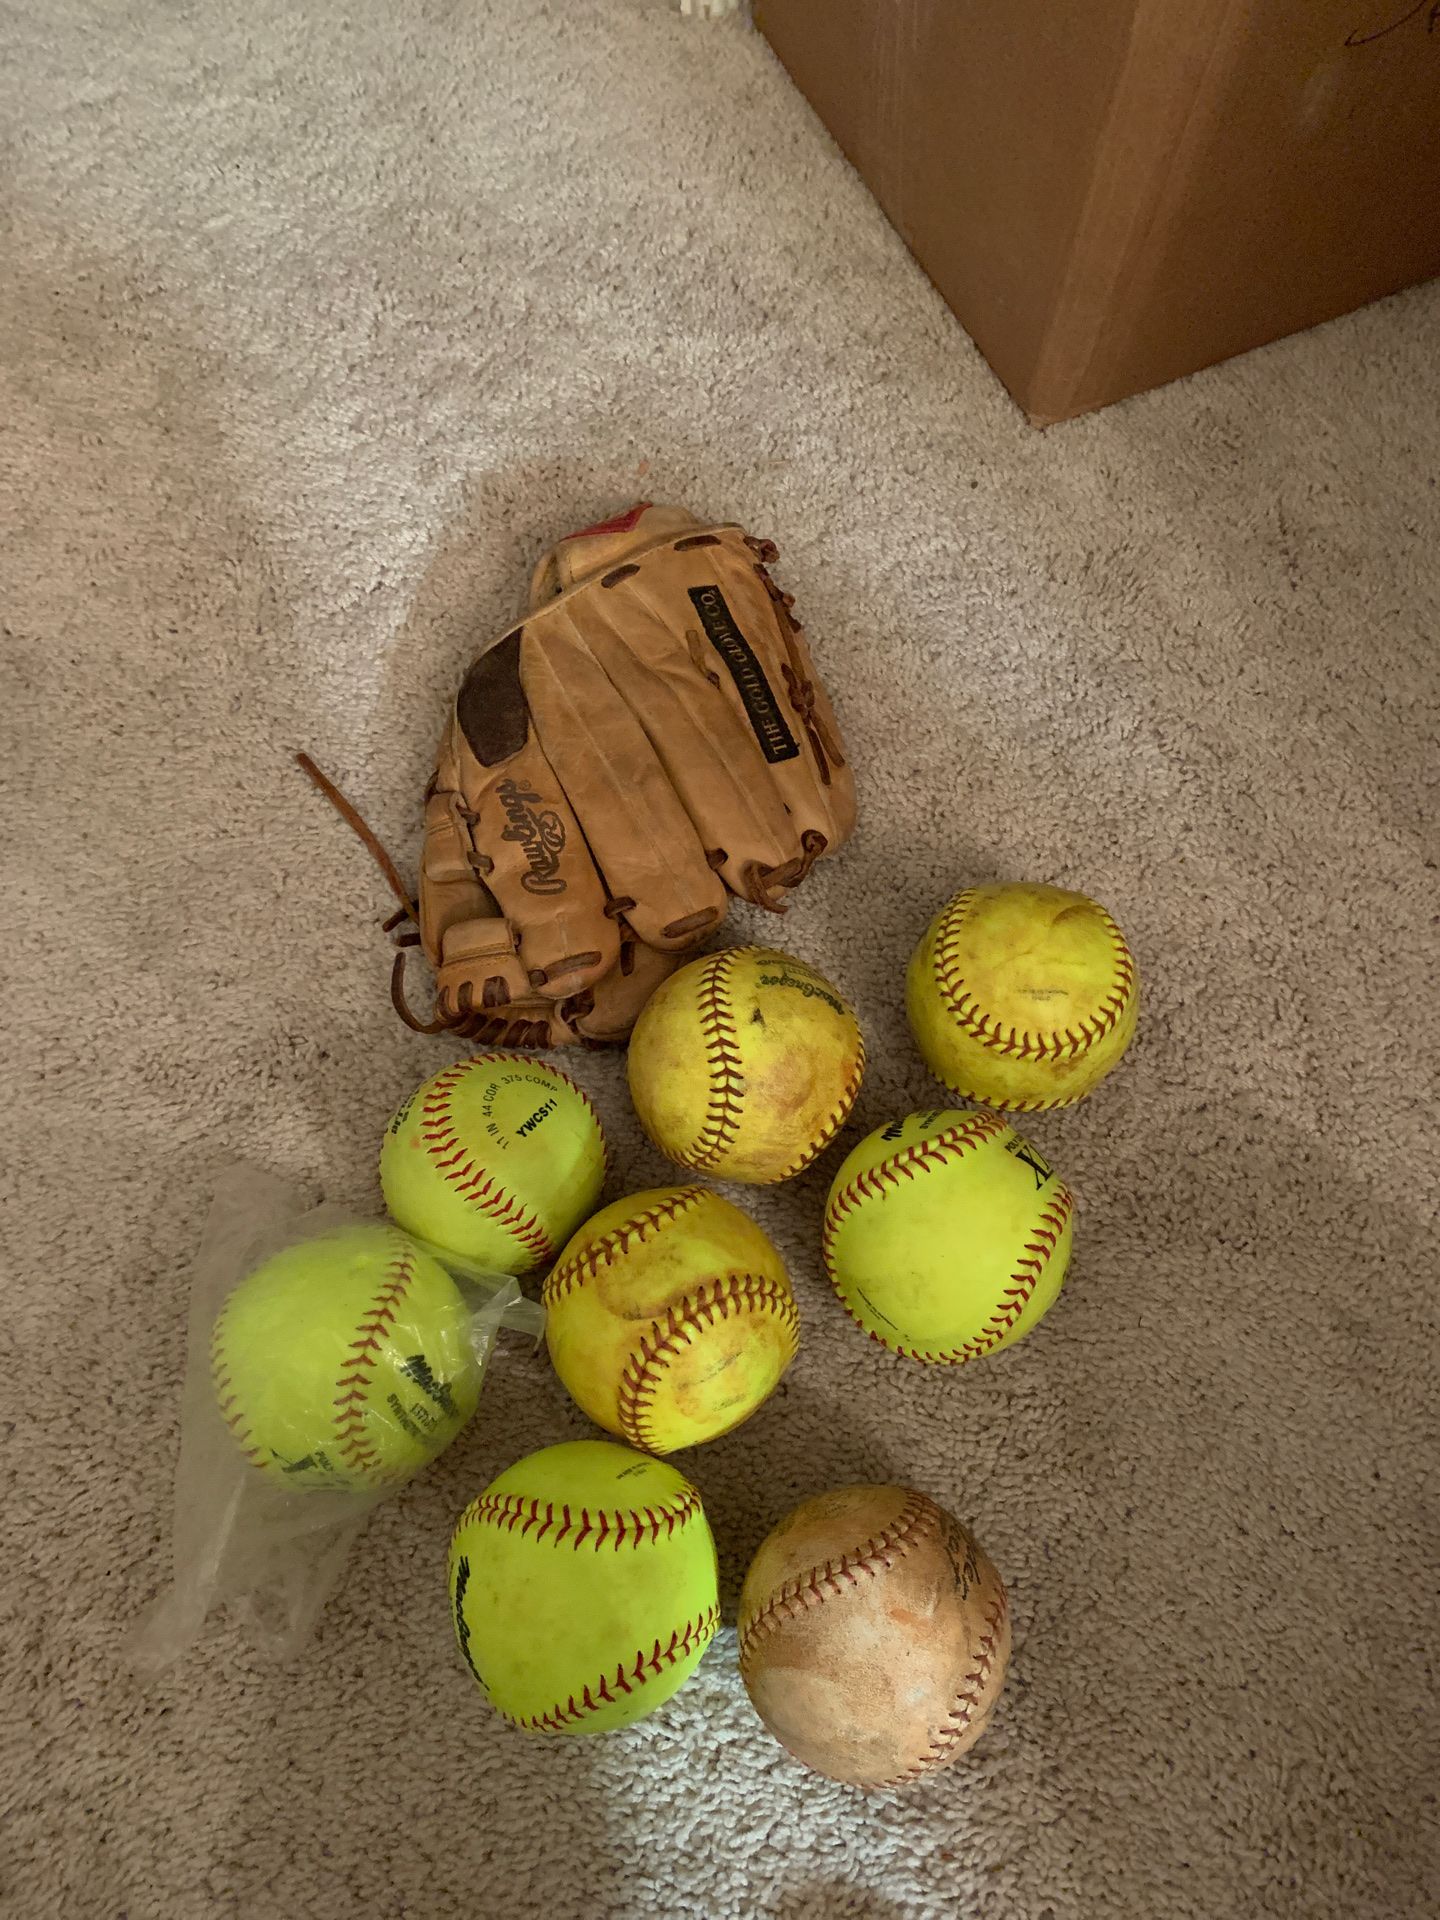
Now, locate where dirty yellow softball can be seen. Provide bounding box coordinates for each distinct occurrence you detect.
[544,1187,799,1452]
[627,946,865,1184]
[907,882,1137,1110]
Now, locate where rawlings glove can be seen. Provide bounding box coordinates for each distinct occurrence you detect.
[301,502,855,1047]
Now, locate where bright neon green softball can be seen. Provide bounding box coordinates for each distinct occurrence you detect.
[822,1110,1075,1364]
[380,1055,608,1275]
[212,1225,481,1491]
[448,1440,720,1734]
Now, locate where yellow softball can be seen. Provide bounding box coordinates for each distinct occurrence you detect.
[211,1225,482,1490]
[823,1110,1074,1363]
[906,882,1137,1109]
[543,1187,799,1452]
[627,946,865,1184]
[448,1440,720,1734]
[379,1053,607,1274]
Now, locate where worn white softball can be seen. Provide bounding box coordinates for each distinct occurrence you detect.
[823,1109,1074,1363]
[627,946,865,1184]
[738,1484,1010,1787]
[379,1054,608,1274]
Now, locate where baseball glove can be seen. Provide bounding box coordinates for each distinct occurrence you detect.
[301,503,855,1047]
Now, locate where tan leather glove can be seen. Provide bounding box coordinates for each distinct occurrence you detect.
[306,503,856,1048]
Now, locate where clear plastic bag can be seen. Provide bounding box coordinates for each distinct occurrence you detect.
[126,1165,543,1674]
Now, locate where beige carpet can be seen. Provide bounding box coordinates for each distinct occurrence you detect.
[4,2,1438,1914]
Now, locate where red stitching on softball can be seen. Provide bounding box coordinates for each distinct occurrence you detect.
[888,1186,1073,1365]
[541,1189,707,1307]
[737,1491,940,1669]
[418,1055,595,1266]
[670,948,746,1172]
[456,1485,704,1550]
[874,1586,1010,1787]
[822,1112,1007,1241]
[931,890,1136,1075]
[211,1360,267,1469]
[772,1032,867,1182]
[505,1606,720,1733]
[331,1243,419,1481]
[821,1167,1075,1367]
[615,1272,800,1452]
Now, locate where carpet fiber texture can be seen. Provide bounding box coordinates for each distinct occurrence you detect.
[3,2,1437,1915]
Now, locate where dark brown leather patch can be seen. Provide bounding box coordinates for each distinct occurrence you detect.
[456,631,530,766]
[663,907,721,940]
[541,952,602,982]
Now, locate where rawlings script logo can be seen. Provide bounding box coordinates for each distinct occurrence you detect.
[496,778,565,894]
